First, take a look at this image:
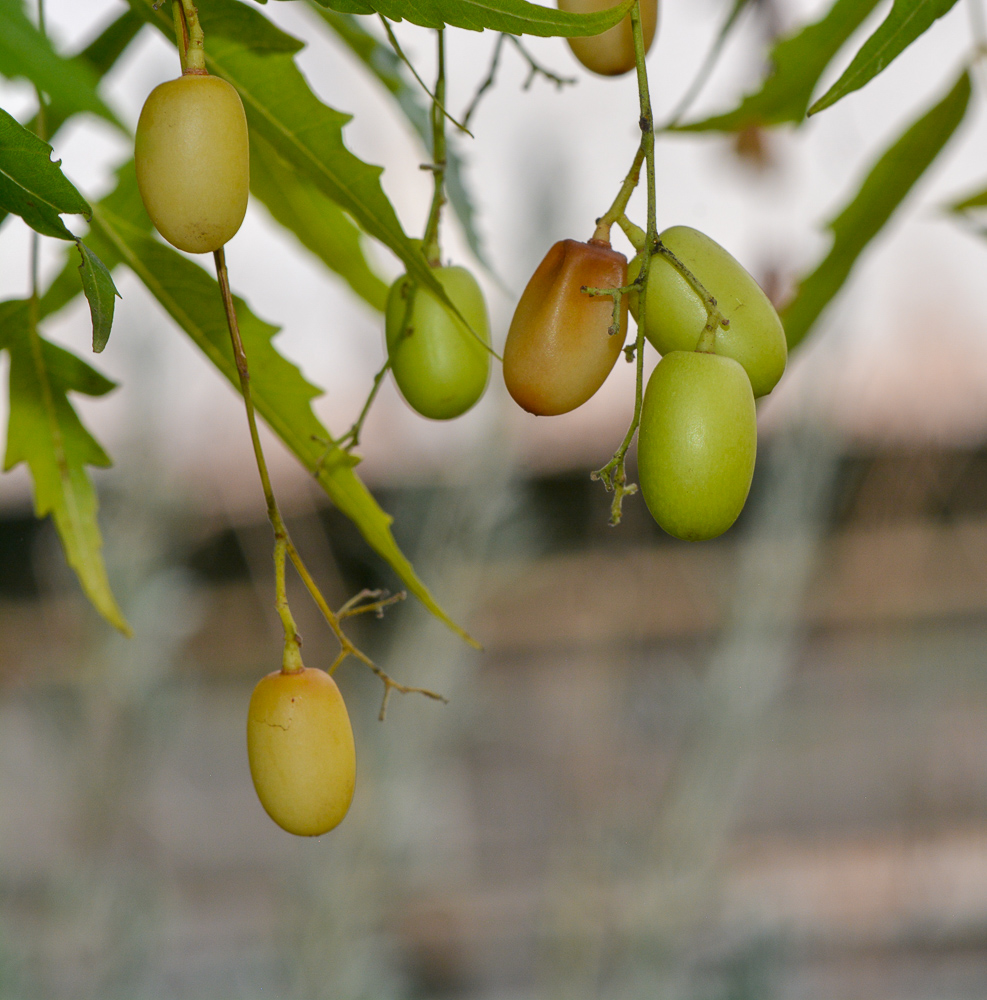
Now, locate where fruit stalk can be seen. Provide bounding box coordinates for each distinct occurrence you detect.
[213,251,445,714]
[591,0,656,525]
[422,28,448,267]
[212,249,303,671]
[176,0,206,75]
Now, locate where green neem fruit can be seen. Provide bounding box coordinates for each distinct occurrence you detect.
[642,226,786,397]
[247,667,356,837]
[386,266,491,420]
[637,351,756,541]
[557,0,659,77]
[503,238,628,416]
[135,74,249,254]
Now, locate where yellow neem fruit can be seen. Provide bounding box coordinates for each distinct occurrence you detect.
[135,74,249,254]
[247,667,356,837]
[558,0,658,77]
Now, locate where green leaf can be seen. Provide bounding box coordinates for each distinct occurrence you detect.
[1,299,129,634]
[127,0,460,333]
[782,71,970,351]
[310,6,490,269]
[678,0,882,131]
[76,240,121,353]
[250,131,389,311]
[0,106,90,240]
[88,201,476,646]
[662,0,755,127]
[298,0,636,36]
[809,0,961,115]
[0,0,121,128]
[947,184,987,214]
[39,162,147,321]
[33,7,144,142]
[197,0,304,52]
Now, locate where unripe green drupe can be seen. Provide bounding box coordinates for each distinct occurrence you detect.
[637,351,757,541]
[386,266,491,420]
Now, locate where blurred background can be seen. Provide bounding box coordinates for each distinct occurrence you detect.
[3,0,987,997]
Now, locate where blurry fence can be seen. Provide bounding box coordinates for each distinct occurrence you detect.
[2,434,987,999]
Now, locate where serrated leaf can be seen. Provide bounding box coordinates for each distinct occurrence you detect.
[678,0,882,131]
[76,240,121,352]
[89,201,476,646]
[1,299,129,633]
[128,0,463,334]
[299,0,635,36]
[197,0,304,52]
[782,71,970,351]
[39,161,147,321]
[4,8,143,235]
[809,0,960,115]
[250,131,389,311]
[310,6,491,269]
[0,106,90,240]
[0,0,121,128]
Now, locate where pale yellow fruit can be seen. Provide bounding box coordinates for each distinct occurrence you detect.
[558,0,658,77]
[247,667,356,837]
[135,74,249,254]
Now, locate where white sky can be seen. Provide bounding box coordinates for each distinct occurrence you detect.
[2,0,987,515]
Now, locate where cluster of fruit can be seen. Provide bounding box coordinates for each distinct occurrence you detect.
[389,225,785,542]
[133,7,784,836]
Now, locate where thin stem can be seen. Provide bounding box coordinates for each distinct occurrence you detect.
[172,0,189,73]
[213,250,444,708]
[462,34,575,129]
[583,282,633,338]
[596,143,645,239]
[660,0,752,129]
[178,0,206,73]
[591,0,655,526]
[335,358,392,452]
[617,214,647,252]
[336,588,406,620]
[421,28,448,265]
[654,241,729,335]
[213,249,302,670]
[379,16,472,137]
[462,33,507,129]
[506,35,577,92]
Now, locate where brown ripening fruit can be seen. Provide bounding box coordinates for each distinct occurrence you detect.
[503,238,627,416]
[135,74,249,254]
[558,0,658,77]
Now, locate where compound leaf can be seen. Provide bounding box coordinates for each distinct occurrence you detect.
[809,0,961,115]
[0,0,121,128]
[0,106,90,240]
[87,198,476,646]
[783,71,970,351]
[127,0,462,328]
[1,299,129,633]
[298,0,635,36]
[250,131,389,311]
[679,0,882,131]
[310,6,490,270]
